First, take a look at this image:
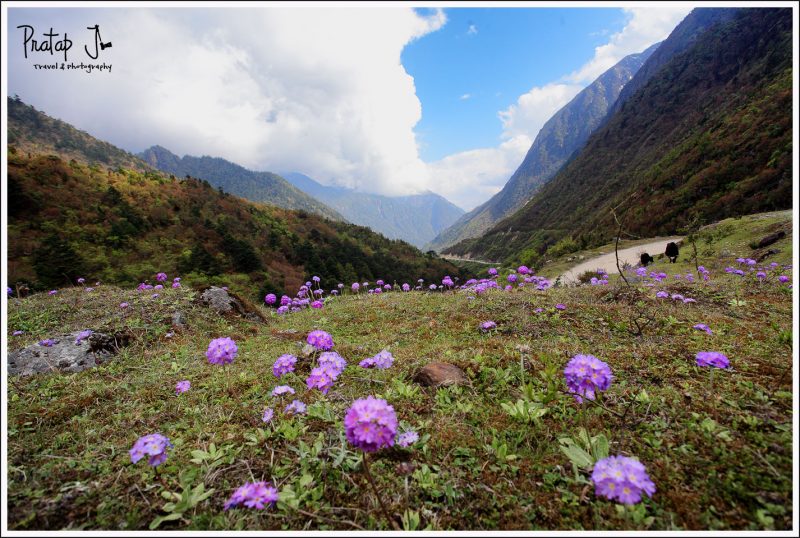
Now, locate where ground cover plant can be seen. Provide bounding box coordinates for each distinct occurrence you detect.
[5,211,794,530]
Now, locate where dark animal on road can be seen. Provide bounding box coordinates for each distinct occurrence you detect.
[640,253,654,267]
[665,242,680,263]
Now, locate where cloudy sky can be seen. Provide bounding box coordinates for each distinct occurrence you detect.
[6,3,694,210]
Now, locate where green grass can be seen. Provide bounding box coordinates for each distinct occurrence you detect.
[5,212,794,531]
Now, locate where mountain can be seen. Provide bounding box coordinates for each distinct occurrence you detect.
[426,44,658,252]
[282,172,464,248]
[445,8,792,266]
[139,146,345,222]
[6,98,467,299]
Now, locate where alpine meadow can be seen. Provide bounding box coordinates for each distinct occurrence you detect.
[3,3,797,535]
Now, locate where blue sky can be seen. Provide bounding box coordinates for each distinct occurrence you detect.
[404,8,628,161]
[6,4,694,210]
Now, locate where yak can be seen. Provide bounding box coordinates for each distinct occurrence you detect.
[640,253,654,267]
[665,242,679,263]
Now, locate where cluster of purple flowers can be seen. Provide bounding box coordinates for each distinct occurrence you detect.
[695,351,730,369]
[693,323,713,335]
[590,270,609,286]
[74,329,93,345]
[397,430,419,448]
[39,339,55,347]
[129,433,172,467]
[175,380,191,394]
[564,354,613,402]
[480,320,497,332]
[272,385,295,397]
[272,354,297,378]
[307,351,347,394]
[592,455,656,504]
[206,337,238,365]
[224,481,279,510]
[307,330,334,351]
[285,399,307,415]
[344,396,398,452]
[359,350,394,369]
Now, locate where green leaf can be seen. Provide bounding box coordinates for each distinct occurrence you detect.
[149,512,183,530]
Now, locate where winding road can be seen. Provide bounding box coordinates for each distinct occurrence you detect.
[557,236,684,284]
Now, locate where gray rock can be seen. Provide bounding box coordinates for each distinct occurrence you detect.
[200,287,236,313]
[7,331,121,377]
[172,310,187,330]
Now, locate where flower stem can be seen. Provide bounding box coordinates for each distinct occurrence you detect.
[362,453,399,530]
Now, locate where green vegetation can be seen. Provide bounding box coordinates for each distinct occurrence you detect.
[447,8,792,266]
[6,210,793,530]
[7,151,466,299]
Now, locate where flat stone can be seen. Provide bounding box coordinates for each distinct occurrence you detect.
[414,362,468,388]
[200,287,236,313]
[7,331,122,377]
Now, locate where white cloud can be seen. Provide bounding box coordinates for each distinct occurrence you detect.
[460,93,472,100]
[467,24,478,35]
[8,7,446,197]
[498,83,584,141]
[566,6,693,84]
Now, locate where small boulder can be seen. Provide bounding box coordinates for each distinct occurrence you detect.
[7,331,125,377]
[754,230,786,249]
[172,310,187,330]
[200,287,236,313]
[414,362,467,388]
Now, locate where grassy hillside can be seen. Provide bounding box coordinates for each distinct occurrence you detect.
[7,150,466,300]
[139,146,344,222]
[6,210,793,530]
[447,8,792,267]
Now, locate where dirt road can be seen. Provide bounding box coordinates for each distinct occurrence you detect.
[557,236,684,284]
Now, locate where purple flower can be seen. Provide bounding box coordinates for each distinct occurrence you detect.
[359,350,394,369]
[555,303,566,311]
[564,354,613,403]
[779,275,789,283]
[129,433,172,467]
[307,330,334,351]
[77,278,85,284]
[206,337,238,365]
[344,396,398,452]
[49,290,58,295]
[272,354,297,378]
[592,455,655,504]
[311,300,324,309]
[39,339,55,347]
[671,294,684,301]
[442,276,454,287]
[154,284,164,290]
[224,481,279,511]
[262,407,274,423]
[534,308,544,314]
[156,272,168,282]
[272,385,295,397]
[120,302,129,309]
[656,291,669,299]
[384,284,392,291]
[13,330,24,336]
[351,282,360,292]
[428,284,437,291]
[696,351,730,369]
[306,366,336,394]
[376,280,384,286]
[280,295,292,306]
[398,430,419,448]
[480,320,497,332]
[172,282,181,288]
[518,265,530,275]
[276,305,289,315]
[86,287,96,292]
[6,286,12,296]
[265,293,277,305]
[175,380,191,394]
[284,399,306,415]
[317,351,347,375]
[507,273,518,283]
[683,297,696,304]
[74,329,93,345]
[312,276,321,283]
[488,268,498,277]
[151,293,159,298]
[693,323,712,335]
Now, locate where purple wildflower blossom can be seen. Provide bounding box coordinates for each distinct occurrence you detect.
[307,330,334,351]
[273,354,297,378]
[344,396,398,452]
[156,273,167,282]
[564,354,613,403]
[318,351,347,375]
[555,303,566,310]
[592,455,656,504]
[285,400,306,415]
[507,273,518,283]
[265,293,277,305]
[272,385,295,397]
[262,407,274,423]
[224,482,279,511]
[656,291,669,298]
[480,320,497,332]
[120,302,129,308]
[129,433,172,467]
[49,290,57,295]
[695,351,730,369]
[77,278,85,284]
[13,330,24,336]
[693,324,712,335]
[359,350,394,369]
[75,329,93,345]
[402,283,410,292]
[206,337,238,365]
[39,339,55,347]
[175,380,191,394]
[311,300,324,309]
[306,366,336,394]
[398,430,419,448]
